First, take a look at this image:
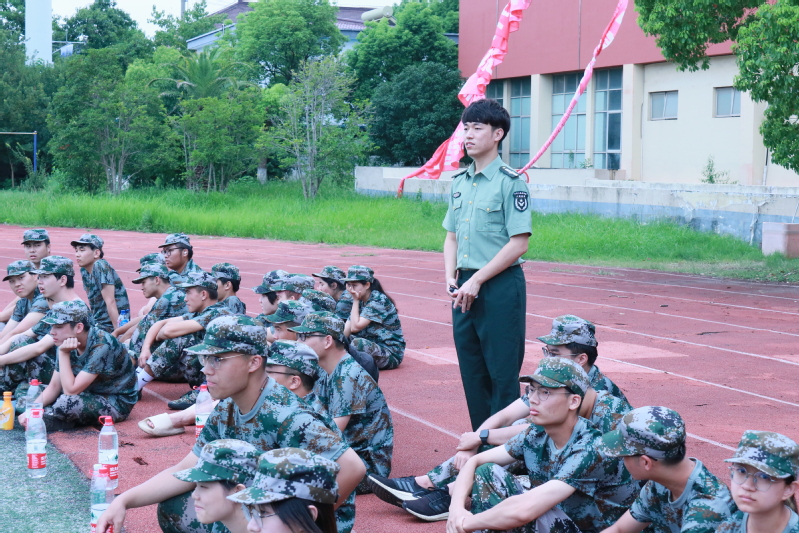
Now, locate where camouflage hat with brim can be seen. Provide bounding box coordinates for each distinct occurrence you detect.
[724,430,799,478]
[186,315,267,357]
[212,262,241,281]
[175,271,218,291]
[22,229,49,244]
[537,315,598,347]
[70,233,104,249]
[519,356,590,398]
[311,266,346,282]
[300,289,336,313]
[227,448,340,506]
[264,300,313,325]
[253,270,290,294]
[4,260,35,281]
[600,406,686,460]
[342,265,374,283]
[273,273,314,294]
[174,439,261,484]
[158,233,191,248]
[266,340,321,381]
[289,312,346,344]
[42,300,90,325]
[33,255,75,277]
[132,263,170,284]
[137,253,165,272]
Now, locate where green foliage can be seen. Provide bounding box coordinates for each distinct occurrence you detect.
[395,0,459,33]
[369,62,463,165]
[233,0,345,85]
[0,0,24,38]
[149,46,251,102]
[700,155,735,184]
[149,0,228,50]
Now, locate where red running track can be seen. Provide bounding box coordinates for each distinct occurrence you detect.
[1,225,797,532]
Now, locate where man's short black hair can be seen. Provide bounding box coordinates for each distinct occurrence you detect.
[68,318,92,330]
[660,443,686,466]
[264,292,278,305]
[461,99,511,142]
[88,243,104,259]
[219,278,240,293]
[564,342,598,366]
[62,274,75,289]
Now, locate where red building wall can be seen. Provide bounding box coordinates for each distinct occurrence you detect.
[458,0,733,78]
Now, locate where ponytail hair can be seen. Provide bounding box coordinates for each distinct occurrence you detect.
[369,278,397,309]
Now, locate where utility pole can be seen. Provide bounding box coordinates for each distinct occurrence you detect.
[181,0,187,17]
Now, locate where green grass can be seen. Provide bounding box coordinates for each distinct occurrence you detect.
[2,181,799,282]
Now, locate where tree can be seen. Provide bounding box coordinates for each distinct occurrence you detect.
[233,0,345,85]
[346,2,458,102]
[369,62,463,166]
[150,46,250,103]
[395,0,459,33]
[149,1,227,51]
[0,0,24,38]
[636,0,799,174]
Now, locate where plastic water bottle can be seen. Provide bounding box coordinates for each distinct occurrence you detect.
[0,391,14,430]
[24,379,42,415]
[194,383,213,438]
[117,309,130,328]
[90,464,115,533]
[26,407,47,478]
[98,416,119,490]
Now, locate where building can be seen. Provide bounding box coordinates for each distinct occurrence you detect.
[460,0,797,186]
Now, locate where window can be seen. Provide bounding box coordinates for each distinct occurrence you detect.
[715,87,741,117]
[550,72,587,168]
[594,68,623,170]
[509,77,531,169]
[485,80,504,108]
[650,91,678,120]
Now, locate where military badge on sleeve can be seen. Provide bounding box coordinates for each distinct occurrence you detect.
[513,191,529,211]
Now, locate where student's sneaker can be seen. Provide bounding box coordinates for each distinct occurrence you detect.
[402,488,451,521]
[168,389,198,410]
[368,475,429,507]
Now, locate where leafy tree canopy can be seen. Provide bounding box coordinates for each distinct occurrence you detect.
[150,0,227,50]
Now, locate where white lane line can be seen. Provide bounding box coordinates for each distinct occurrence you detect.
[687,433,736,451]
[143,388,172,404]
[388,405,460,439]
[405,348,458,365]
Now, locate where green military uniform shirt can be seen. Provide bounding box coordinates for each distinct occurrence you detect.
[80,259,130,332]
[129,286,188,355]
[220,295,246,315]
[168,259,205,288]
[442,156,533,270]
[11,289,43,323]
[717,509,799,533]
[589,365,629,404]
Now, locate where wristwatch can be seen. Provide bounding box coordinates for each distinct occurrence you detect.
[480,429,490,446]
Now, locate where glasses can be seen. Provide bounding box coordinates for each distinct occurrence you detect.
[525,384,573,402]
[162,246,183,257]
[242,504,277,527]
[296,333,327,342]
[541,347,578,358]
[198,353,247,369]
[728,466,779,491]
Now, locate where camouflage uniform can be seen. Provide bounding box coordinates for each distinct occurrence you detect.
[137,253,165,271]
[128,264,188,358]
[42,301,137,430]
[279,273,315,294]
[4,260,43,322]
[717,430,799,533]
[600,406,736,533]
[211,263,246,315]
[21,228,49,245]
[264,300,313,326]
[336,290,354,321]
[300,289,337,313]
[72,234,130,332]
[158,233,205,287]
[588,364,628,403]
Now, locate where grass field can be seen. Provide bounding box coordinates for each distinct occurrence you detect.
[2,181,799,282]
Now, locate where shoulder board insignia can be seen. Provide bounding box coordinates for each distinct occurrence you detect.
[452,169,468,180]
[499,166,521,179]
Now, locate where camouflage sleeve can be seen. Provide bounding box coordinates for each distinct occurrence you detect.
[30,296,50,315]
[81,342,113,376]
[277,411,349,462]
[326,362,369,418]
[503,177,533,237]
[714,511,744,533]
[504,427,530,461]
[628,481,658,524]
[680,496,736,532]
[550,438,602,497]
[359,293,388,324]
[335,295,353,321]
[30,318,51,338]
[95,260,114,286]
[11,298,29,323]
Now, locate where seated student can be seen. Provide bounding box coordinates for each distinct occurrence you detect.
[538,315,628,402]
[263,300,313,341]
[312,265,353,321]
[0,229,51,330]
[291,311,393,494]
[114,254,168,340]
[0,261,44,345]
[446,357,639,533]
[159,233,204,287]
[72,233,130,333]
[300,289,337,314]
[96,315,366,533]
[173,439,261,533]
[18,300,137,431]
[342,265,405,370]
[717,430,799,533]
[228,448,340,533]
[598,406,736,533]
[211,263,246,315]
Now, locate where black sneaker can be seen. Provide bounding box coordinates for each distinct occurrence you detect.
[168,388,198,410]
[402,488,451,521]
[368,475,428,507]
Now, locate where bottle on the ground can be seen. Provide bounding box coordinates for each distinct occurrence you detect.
[90,464,114,533]
[117,309,130,328]
[26,407,47,478]
[0,391,14,430]
[98,416,119,490]
[24,379,42,415]
[194,383,213,438]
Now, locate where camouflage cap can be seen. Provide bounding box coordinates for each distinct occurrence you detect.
[264,300,313,325]
[70,233,104,249]
[186,315,267,357]
[272,273,314,294]
[175,271,218,291]
[132,263,170,284]
[3,260,35,281]
[158,233,191,249]
[342,265,374,283]
[300,289,336,313]
[227,448,340,506]
[212,262,241,281]
[174,439,261,484]
[311,266,346,282]
[33,255,75,277]
[519,357,591,398]
[266,340,321,381]
[537,315,598,347]
[724,430,799,479]
[600,406,686,460]
[253,269,290,294]
[21,228,49,244]
[289,312,346,344]
[42,300,90,325]
[136,253,165,272]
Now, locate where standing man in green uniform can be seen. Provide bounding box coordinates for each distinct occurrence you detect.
[443,98,532,430]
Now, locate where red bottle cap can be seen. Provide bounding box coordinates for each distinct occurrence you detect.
[98,416,115,426]
[30,380,40,386]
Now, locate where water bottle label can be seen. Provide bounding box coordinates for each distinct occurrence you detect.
[195,414,209,437]
[99,450,119,480]
[27,440,47,469]
[91,503,113,533]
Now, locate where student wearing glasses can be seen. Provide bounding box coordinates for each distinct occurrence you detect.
[158,233,205,288]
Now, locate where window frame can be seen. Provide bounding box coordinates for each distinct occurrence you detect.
[650,90,679,121]
[714,86,741,118]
